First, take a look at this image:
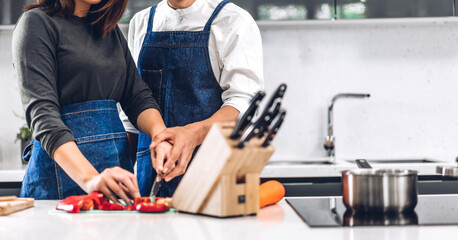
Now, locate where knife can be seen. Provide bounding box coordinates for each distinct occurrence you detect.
[230,91,265,139]
[261,109,286,147]
[256,84,287,138]
[237,84,287,148]
[237,105,272,148]
[149,175,163,202]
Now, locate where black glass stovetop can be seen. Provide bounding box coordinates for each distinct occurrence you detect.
[287,195,458,227]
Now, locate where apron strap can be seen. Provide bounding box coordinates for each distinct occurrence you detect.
[203,0,231,32]
[146,5,158,33]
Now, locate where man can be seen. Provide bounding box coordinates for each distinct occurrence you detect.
[120,0,263,197]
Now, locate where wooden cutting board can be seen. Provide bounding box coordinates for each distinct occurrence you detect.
[0,196,34,216]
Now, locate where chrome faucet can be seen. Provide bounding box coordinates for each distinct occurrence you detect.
[324,93,371,159]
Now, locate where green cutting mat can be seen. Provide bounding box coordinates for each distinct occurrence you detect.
[48,208,176,215]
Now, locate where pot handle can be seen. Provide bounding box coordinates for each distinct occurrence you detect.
[355,159,372,169]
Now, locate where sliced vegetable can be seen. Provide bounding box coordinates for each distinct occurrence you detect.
[101,202,125,211]
[156,197,173,208]
[80,199,94,211]
[136,202,169,213]
[88,192,106,210]
[259,180,285,208]
[133,196,151,206]
[56,196,87,213]
[124,205,137,211]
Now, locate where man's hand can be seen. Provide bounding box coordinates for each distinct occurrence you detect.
[149,106,239,182]
[150,123,205,182]
[150,141,173,178]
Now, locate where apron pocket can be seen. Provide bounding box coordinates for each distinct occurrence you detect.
[141,69,162,105]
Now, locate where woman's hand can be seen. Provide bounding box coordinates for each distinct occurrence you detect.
[150,141,173,178]
[83,167,140,205]
[150,123,205,182]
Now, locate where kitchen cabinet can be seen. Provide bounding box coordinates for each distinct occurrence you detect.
[4,0,456,25]
[336,0,455,19]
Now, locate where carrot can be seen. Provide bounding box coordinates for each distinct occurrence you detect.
[259,180,285,208]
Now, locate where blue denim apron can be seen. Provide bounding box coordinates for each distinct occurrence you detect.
[136,0,229,197]
[21,100,133,199]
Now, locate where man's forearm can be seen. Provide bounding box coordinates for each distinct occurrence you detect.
[191,105,239,145]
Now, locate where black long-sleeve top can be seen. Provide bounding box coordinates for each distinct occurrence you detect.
[12,8,159,157]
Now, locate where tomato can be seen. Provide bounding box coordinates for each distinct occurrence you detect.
[136,202,169,213]
[101,202,125,211]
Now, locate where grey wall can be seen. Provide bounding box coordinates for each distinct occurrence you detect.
[1,18,458,166]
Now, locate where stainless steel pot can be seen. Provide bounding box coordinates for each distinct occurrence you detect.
[342,159,418,213]
[343,210,418,226]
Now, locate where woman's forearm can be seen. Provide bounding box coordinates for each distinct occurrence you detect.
[136,108,167,139]
[53,141,99,190]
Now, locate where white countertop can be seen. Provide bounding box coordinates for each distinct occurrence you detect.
[0,161,26,182]
[0,199,457,240]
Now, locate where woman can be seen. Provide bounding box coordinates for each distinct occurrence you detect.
[12,0,172,204]
[120,0,263,197]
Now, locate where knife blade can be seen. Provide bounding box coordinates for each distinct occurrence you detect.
[261,109,286,147]
[149,176,162,201]
[230,91,265,139]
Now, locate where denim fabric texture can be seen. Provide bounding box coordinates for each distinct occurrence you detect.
[21,100,133,199]
[136,0,230,197]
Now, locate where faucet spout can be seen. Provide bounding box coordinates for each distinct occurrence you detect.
[324,93,371,159]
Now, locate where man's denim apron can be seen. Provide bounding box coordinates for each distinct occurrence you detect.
[21,100,133,199]
[135,0,230,197]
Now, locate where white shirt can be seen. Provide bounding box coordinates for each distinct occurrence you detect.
[120,0,264,133]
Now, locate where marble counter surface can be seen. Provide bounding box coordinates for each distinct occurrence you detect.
[0,199,457,240]
[0,161,26,182]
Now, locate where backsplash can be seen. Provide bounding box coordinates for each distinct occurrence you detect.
[1,18,458,166]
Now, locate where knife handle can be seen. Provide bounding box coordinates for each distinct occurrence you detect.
[262,110,286,147]
[230,91,265,139]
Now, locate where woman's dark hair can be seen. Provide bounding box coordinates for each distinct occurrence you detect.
[24,0,127,37]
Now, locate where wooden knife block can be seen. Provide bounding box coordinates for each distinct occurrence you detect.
[172,122,274,217]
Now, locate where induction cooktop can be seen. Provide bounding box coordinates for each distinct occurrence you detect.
[287,194,458,227]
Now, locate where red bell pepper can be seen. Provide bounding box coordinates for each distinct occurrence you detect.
[88,191,106,210]
[101,202,125,211]
[133,196,151,206]
[56,196,89,213]
[136,202,169,213]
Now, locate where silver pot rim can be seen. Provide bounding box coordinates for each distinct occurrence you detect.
[342,169,418,176]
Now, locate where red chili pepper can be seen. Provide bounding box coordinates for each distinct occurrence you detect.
[136,202,169,213]
[101,202,125,211]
